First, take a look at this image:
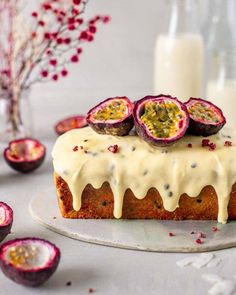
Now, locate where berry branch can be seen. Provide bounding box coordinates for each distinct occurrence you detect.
[0,0,110,138]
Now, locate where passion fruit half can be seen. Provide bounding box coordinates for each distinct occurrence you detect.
[55,115,88,135]
[86,97,134,136]
[133,95,189,147]
[0,238,60,286]
[185,98,226,136]
[0,202,13,242]
[4,138,46,173]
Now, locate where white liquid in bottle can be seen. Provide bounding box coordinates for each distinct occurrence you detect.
[206,80,236,128]
[154,33,204,102]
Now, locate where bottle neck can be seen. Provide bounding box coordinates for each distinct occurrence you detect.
[205,0,236,51]
[168,0,200,35]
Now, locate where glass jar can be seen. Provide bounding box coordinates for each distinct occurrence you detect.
[0,89,33,142]
[206,51,236,128]
[154,0,204,102]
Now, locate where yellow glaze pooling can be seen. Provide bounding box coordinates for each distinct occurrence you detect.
[52,127,236,224]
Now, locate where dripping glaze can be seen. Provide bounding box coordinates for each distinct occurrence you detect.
[52,127,236,224]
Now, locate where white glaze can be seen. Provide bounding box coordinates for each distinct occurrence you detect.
[52,127,236,223]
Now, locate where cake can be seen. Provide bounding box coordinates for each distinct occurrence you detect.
[52,95,236,224]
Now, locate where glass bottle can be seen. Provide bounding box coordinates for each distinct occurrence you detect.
[154,0,204,102]
[204,0,236,127]
[206,51,236,128]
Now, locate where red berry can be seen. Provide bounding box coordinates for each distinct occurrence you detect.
[108,145,118,153]
[224,141,232,147]
[52,74,58,81]
[79,31,88,40]
[77,48,83,54]
[31,32,37,38]
[38,20,45,26]
[56,38,63,44]
[73,0,81,5]
[61,69,68,77]
[67,17,75,24]
[72,8,79,15]
[31,12,38,18]
[202,139,210,147]
[71,55,79,63]
[89,288,94,293]
[43,3,52,10]
[187,143,192,148]
[77,18,83,24]
[209,142,216,151]
[87,35,94,42]
[64,38,71,44]
[50,59,57,66]
[44,32,51,39]
[89,26,97,34]
[169,232,175,237]
[41,70,48,78]
[51,32,58,39]
[103,16,111,23]
[68,24,76,31]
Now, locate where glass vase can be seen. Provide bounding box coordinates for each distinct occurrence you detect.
[0,90,33,142]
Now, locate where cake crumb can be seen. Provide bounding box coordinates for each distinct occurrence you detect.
[89,288,95,293]
[169,232,175,237]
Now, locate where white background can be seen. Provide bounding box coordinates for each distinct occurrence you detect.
[1,1,236,294]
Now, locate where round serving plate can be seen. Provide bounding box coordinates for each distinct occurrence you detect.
[29,188,236,253]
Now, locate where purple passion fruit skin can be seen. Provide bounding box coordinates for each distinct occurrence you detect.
[86,97,134,136]
[55,115,88,135]
[3,138,46,173]
[0,202,13,242]
[185,98,226,136]
[133,95,190,147]
[0,238,60,287]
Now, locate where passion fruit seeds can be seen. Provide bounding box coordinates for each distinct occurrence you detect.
[133,95,189,147]
[185,98,226,136]
[0,202,13,242]
[86,97,134,136]
[55,115,88,135]
[4,138,46,173]
[0,238,60,286]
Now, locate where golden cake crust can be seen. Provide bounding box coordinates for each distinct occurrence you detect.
[54,173,236,220]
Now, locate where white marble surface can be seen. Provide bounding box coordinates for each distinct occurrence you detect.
[1,0,236,294]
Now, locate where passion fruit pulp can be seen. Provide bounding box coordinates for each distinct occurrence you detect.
[4,138,46,173]
[0,238,60,286]
[86,97,134,136]
[0,202,13,242]
[185,98,226,136]
[133,95,189,147]
[55,115,88,135]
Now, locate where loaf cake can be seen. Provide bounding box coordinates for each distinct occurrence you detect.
[52,126,236,224]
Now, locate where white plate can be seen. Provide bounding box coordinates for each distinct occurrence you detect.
[29,188,236,253]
